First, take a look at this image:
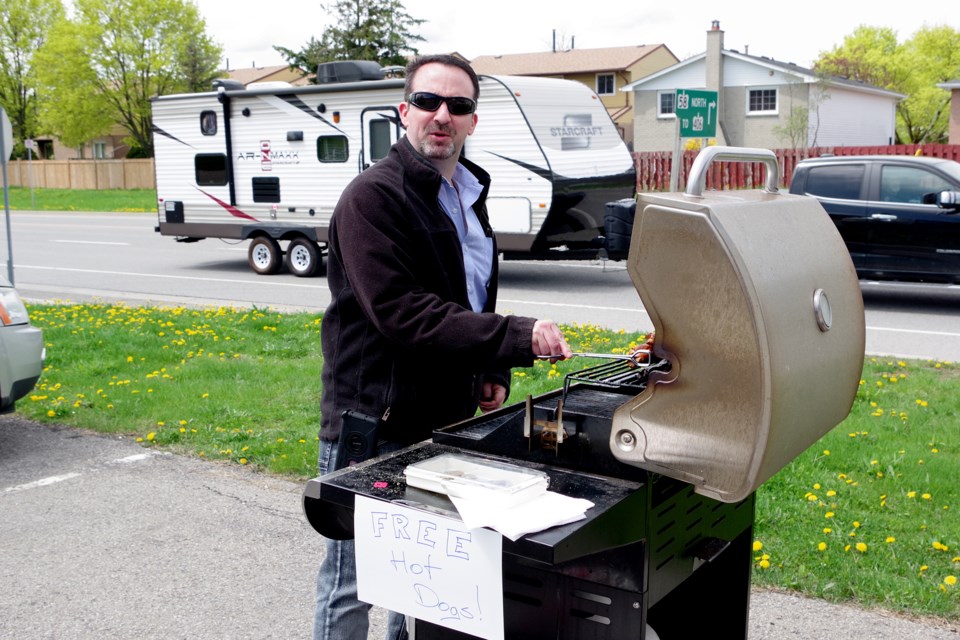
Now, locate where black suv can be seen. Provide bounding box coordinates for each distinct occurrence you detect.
[789,155,960,283]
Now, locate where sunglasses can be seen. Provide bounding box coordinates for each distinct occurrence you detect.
[407,92,477,116]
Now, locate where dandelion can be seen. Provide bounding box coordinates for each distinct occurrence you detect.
[825,512,835,519]
[146,432,156,441]
[239,458,248,465]
[945,576,957,587]
[886,537,896,544]
[817,542,827,552]
[752,541,763,552]
[855,542,868,553]
[922,493,932,500]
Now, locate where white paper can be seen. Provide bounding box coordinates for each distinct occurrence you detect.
[354,496,505,640]
[450,489,595,541]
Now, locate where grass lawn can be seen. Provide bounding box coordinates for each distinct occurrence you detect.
[5,186,157,213]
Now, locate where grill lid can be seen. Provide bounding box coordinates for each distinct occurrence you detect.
[610,147,866,502]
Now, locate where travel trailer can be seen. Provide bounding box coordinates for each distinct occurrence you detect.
[151,61,636,276]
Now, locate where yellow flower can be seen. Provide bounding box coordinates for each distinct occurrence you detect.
[855,542,867,553]
[146,432,156,441]
[886,537,896,544]
[823,450,830,456]
[823,528,833,534]
[946,576,957,586]
[817,542,827,552]
[752,541,763,552]
[758,559,770,569]
[922,493,932,500]
[825,512,835,519]
[239,458,248,465]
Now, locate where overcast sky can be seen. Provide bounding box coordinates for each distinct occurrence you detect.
[196,0,957,72]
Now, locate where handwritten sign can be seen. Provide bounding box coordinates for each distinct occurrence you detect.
[354,495,504,640]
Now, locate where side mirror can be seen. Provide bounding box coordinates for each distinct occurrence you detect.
[937,190,960,210]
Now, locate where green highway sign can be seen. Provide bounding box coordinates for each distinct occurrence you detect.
[676,89,718,138]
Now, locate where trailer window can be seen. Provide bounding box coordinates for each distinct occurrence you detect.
[368,120,392,162]
[195,153,228,186]
[200,111,217,135]
[317,135,349,163]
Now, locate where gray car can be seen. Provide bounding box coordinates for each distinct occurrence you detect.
[0,275,44,413]
[789,155,960,283]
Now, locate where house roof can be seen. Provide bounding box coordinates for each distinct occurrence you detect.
[621,49,903,99]
[471,45,669,76]
[225,64,306,86]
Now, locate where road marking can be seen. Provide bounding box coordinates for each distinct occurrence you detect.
[19,264,322,289]
[2,451,165,494]
[500,297,645,314]
[52,240,129,246]
[3,472,82,494]
[866,325,960,339]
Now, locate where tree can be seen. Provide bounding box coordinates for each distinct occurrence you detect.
[0,0,64,158]
[33,0,222,157]
[815,25,960,144]
[275,0,424,80]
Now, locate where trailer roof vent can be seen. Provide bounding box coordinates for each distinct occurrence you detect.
[316,61,385,84]
[212,78,245,91]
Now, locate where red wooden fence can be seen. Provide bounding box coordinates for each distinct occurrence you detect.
[633,144,960,193]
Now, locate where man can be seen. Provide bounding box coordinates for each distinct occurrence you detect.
[313,54,572,640]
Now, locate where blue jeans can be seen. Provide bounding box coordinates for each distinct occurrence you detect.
[313,439,408,640]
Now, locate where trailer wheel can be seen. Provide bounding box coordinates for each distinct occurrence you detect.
[285,238,324,277]
[248,237,283,275]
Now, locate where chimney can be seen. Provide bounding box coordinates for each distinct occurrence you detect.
[571,35,575,50]
[706,20,723,94]
[706,21,726,143]
[553,29,556,53]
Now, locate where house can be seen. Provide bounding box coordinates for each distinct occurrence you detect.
[623,21,903,152]
[471,44,678,149]
[937,80,960,144]
[29,123,131,160]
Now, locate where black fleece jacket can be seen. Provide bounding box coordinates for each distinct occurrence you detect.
[319,137,537,445]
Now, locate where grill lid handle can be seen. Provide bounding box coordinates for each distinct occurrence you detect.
[685,146,780,197]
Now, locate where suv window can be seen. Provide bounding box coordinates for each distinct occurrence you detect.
[880,165,954,204]
[804,164,865,200]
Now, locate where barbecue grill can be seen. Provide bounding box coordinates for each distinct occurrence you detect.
[303,147,866,639]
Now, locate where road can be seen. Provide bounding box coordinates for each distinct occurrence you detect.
[6,210,960,361]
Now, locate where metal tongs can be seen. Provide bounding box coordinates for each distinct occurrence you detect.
[535,349,652,366]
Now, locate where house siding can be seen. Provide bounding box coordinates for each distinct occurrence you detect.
[814,87,897,146]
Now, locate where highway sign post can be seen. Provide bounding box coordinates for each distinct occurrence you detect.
[1,106,15,283]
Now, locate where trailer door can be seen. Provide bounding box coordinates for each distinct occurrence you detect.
[360,107,400,171]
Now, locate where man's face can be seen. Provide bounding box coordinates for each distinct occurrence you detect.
[399,63,478,168]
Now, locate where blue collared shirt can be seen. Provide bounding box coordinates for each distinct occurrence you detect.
[438,164,494,312]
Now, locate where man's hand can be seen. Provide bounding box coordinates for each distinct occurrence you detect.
[479,382,507,413]
[532,319,573,363]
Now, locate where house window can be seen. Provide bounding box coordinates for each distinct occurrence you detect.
[93,142,107,159]
[596,74,615,96]
[658,91,676,118]
[200,110,217,136]
[748,88,778,114]
[317,135,348,163]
